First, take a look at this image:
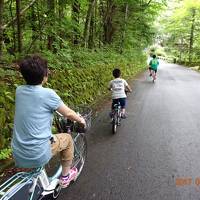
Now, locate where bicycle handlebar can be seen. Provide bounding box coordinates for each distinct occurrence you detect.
[54,107,92,134]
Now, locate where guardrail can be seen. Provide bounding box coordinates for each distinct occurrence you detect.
[158,56,175,63]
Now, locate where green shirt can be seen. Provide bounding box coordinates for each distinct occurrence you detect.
[149,58,159,70]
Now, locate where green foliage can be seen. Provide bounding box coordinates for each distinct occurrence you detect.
[0,0,161,162]
[159,0,200,63]
[0,48,146,158]
[0,68,21,151]
[1,0,165,59]
[43,49,73,69]
[0,148,12,160]
[46,48,147,106]
[149,45,166,57]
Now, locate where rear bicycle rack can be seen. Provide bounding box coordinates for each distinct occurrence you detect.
[0,168,42,200]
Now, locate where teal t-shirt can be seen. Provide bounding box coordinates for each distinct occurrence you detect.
[149,58,159,70]
[11,85,63,168]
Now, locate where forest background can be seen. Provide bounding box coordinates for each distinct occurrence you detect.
[2,0,199,162]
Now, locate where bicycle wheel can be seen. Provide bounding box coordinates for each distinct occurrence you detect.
[71,132,87,179]
[117,110,121,126]
[112,114,117,134]
[40,183,61,200]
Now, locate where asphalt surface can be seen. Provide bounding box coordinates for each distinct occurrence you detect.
[59,61,200,200]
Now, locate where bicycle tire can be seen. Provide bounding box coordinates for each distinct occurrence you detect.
[117,110,121,126]
[112,115,117,134]
[39,183,61,200]
[72,133,87,179]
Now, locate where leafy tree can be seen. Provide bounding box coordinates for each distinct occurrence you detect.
[0,0,166,57]
[159,0,200,63]
[0,0,165,159]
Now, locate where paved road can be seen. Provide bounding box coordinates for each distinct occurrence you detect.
[60,62,200,200]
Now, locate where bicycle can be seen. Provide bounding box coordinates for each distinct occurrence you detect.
[149,69,157,83]
[111,102,122,134]
[0,106,92,200]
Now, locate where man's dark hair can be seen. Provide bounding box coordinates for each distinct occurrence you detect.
[153,55,156,59]
[113,68,121,78]
[19,55,48,85]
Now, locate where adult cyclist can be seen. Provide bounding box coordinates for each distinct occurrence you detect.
[11,55,86,188]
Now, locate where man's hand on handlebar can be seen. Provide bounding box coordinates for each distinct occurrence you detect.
[57,104,86,127]
[78,116,86,128]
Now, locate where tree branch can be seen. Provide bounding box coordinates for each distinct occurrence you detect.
[146,0,153,6]
[142,0,153,9]
[1,0,37,31]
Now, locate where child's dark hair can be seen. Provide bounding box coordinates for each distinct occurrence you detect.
[153,55,156,59]
[112,68,121,78]
[19,55,48,85]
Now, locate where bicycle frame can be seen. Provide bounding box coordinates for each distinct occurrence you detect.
[0,132,85,200]
[113,103,121,121]
[0,109,90,200]
[149,69,156,82]
[0,167,43,200]
[111,102,121,134]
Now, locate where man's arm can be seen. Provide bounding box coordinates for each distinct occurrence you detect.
[57,104,86,126]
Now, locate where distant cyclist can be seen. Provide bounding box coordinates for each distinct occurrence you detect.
[108,68,132,119]
[149,55,159,80]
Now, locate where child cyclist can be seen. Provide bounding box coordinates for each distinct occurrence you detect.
[108,68,132,118]
[149,55,159,80]
[11,55,86,188]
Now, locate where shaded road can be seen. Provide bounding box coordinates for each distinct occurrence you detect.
[60,62,200,200]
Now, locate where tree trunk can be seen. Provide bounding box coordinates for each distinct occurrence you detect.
[58,0,64,19]
[83,0,96,48]
[98,0,105,47]
[189,8,196,63]
[47,0,55,51]
[119,3,128,54]
[88,16,94,48]
[94,0,97,46]
[31,5,37,44]
[58,0,65,48]
[16,0,22,53]
[72,0,80,45]
[103,0,116,44]
[0,0,4,58]
[10,0,17,54]
[2,0,37,31]
[36,1,43,50]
